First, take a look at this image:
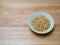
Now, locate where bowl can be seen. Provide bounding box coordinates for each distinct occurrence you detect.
[27,12,54,34]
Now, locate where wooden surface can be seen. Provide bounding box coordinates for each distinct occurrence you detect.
[0,0,60,45]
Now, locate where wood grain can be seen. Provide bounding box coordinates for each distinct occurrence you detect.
[0,0,60,45]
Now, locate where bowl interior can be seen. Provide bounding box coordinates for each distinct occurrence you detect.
[27,12,54,34]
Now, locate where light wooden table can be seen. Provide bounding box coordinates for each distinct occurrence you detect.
[0,0,60,45]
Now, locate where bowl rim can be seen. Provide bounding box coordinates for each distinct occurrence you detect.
[27,12,54,34]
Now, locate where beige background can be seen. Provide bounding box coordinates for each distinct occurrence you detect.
[0,0,60,45]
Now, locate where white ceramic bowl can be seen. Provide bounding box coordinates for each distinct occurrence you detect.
[27,12,54,34]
